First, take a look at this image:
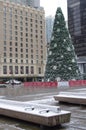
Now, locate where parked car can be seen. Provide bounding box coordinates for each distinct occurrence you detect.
[5,79,22,85]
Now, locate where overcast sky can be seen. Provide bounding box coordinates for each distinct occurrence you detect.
[40,0,67,20]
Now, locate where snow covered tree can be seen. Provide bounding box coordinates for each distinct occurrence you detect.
[44,7,81,81]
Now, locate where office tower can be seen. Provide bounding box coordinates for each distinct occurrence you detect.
[68,0,86,57]
[0,0,46,81]
[46,16,54,44]
[67,0,86,76]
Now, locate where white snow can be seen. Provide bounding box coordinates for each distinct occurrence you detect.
[0,99,70,117]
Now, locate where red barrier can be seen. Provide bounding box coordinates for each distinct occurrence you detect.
[69,80,86,87]
[24,82,57,88]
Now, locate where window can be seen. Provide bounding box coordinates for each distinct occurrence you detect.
[9,66,13,74]
[31,66,34,74]
[26,49,28,53]
[40,21,42,24]
[20,43,23,47]
[30,19,33,22]
[38,67,41,74]
[4,47,6,51]
[15,53,18,57]
[31,60,33,64]
[20,32,23,36]
[21,60,23,63]
[4,59,6,63]
[10,42,12,46]
[4,53,6,57]
[10,53,12,57]
[4,41,6,45]
[10,47,12,51]
[15,66,18,74]
[26,60,28,63]
[26,33,28,37]
[15,42,18,46]
[31,49,33,53]
[31,55,33,59]
[26,54,28,58]
[15,48,18,52]
[10,59,12,63]
[26,44,28,47]
[20,66,24,74]
[3,66,7,74]
[15,59,18,63]
[26,66,29,74]
[26,38,28,42]
[21,54,23,58]
[21,49,23,52]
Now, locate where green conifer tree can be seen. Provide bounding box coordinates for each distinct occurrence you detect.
[44,7,81,81]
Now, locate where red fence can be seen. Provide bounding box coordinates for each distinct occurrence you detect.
[24,80,86,88]
[24,82,57,88]
[69,80,86,87]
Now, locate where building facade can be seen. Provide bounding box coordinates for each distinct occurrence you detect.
[67,0,86,77]
[3,0,40,8]
[0,0,47,81]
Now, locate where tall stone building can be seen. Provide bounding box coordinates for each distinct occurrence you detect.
[67,0,86,76]
[0,0,47,81]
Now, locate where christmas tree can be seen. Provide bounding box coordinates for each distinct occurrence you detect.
[44,7,81,81]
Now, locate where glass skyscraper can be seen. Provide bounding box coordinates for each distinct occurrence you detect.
[67,0,86,57]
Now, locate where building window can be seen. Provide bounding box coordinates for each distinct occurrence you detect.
[21,48,23,52]
[15,48,18,52]
[26,44,28,47]
[21,60,23,63]
[31,55,33,59]
[9,66,13,74]
[15,59,18,63]
[10,47,12,51]
[26,49,28,53]
[31,60,33,64]
[15,42,18,46]
[26,54,28,58]
[15,66,18,74]
[20,43,23,47]
[4,59,6,63]
[21,54,23,58]
[26,66,29,74]
[4,53,6,57]
[38,67,41,74]
[4,47,6,51]
[31,66,34,74]
[20,66,24,74]
[10,59,12,63]
[4,41,6,45]
[10,42,12,46]
[3,66,7,74]
[15,53,18,57]
[10,53,12,57]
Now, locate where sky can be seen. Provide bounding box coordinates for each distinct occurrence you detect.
[40,0,67,20]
